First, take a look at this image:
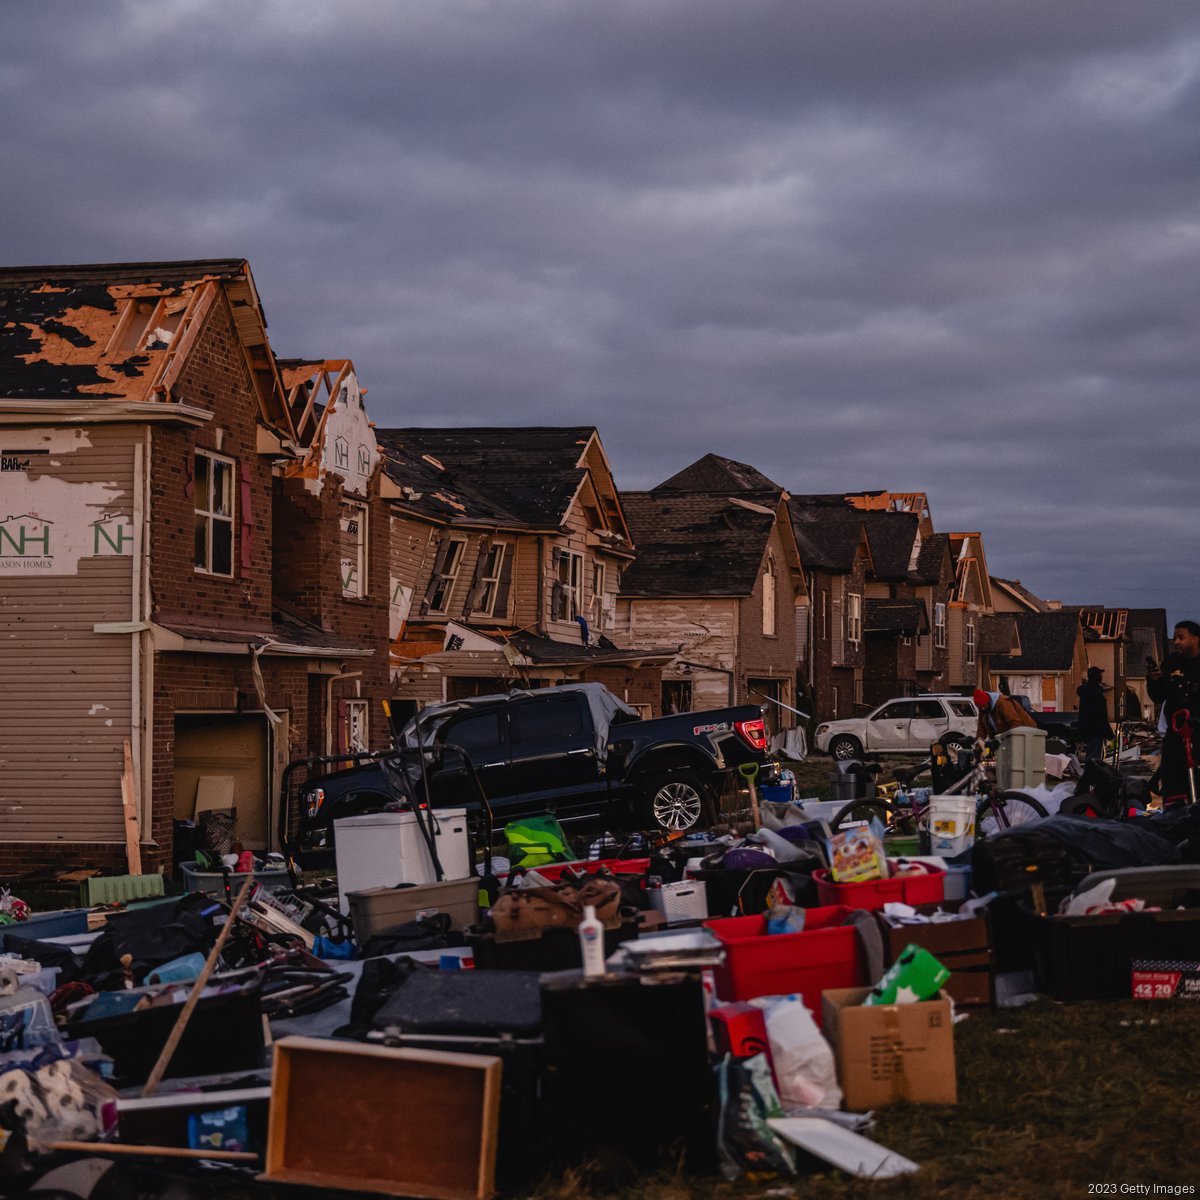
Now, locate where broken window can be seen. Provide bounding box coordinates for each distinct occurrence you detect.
[340,500,368,599]
[762,553,777,637]
[591,562,615,632]
[473,541,512,618]
[934,602,947,649]
[424,537,466,614]
[344,699,369,753]
[551,549,583,622]
[661,679,693,715]
[194,449,235,577]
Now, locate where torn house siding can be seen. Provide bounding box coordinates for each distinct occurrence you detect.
[0,425,138,842]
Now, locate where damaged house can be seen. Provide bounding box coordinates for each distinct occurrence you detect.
[0,260,391,874]
[615,455,806,729]
[377,427,674,713]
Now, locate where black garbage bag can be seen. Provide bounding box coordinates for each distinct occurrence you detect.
[77,893,218,989]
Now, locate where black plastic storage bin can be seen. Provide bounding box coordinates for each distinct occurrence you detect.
[1026,905,1200,1001]
[67,982,266,1084]
[467,920,637,970]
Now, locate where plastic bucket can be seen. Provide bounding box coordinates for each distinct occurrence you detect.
[926,795,976,856]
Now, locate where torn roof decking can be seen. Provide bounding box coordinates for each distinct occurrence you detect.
[990,611,1082,673]
[0,258,294,439]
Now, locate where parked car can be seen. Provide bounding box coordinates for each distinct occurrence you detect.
[293,682,770,845]
[814,694,978,760]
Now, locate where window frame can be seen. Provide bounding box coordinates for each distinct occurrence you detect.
[966,620,977,665]
[340,499,368,599]
[847,591,863,645]
[427,536,467,614]
[193,448,236,578]
[552,549,584,622]
[934,602,947,649]
[762,553,777,637]
[473,541,509,617]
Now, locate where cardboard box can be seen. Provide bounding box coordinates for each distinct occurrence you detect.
[822,987,957,1110]
[877,902,993,1008]
[1132,960,1200,1000]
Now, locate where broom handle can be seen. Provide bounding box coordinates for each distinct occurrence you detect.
[141,875,254,1097]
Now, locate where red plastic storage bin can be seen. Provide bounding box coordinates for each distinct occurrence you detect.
[813,867,945,911]
[703,905,865,1025]
[497,857,650,885]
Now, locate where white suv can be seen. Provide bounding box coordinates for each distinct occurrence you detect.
[814,695,978,760]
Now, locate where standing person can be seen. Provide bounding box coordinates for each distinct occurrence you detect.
[973,687,1037,743]
[1147,620,1200,808]
[1076,666,1113,761]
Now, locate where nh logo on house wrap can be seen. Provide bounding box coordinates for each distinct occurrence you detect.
[92,515,133,556]
[0,514,53,564]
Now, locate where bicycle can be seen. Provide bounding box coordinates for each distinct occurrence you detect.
[829,744,1048,838]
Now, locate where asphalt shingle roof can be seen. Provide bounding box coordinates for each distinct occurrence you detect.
[990,611,1081,672]
[376,427,595,528]
[655,453,783,494]
[620,491,777,596]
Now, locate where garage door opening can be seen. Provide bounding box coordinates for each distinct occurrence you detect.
[174,714,270,850]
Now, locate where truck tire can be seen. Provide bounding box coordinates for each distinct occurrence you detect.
[828,734,863,762]
[638,770,712,833]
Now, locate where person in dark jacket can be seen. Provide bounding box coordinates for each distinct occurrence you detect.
[1147,620,1200,808]
[1076,666,1113,761]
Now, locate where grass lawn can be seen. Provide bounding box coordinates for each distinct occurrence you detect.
[532,998,1200,1200]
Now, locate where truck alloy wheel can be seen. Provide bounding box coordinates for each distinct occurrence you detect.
[644,772,708,832]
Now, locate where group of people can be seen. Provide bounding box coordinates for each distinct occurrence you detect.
[970,619,1200,809]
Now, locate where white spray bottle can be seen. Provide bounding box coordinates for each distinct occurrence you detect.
[578,904,607,980]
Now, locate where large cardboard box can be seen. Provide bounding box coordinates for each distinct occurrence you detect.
[822,987,957,1110]
[876,903,992,1008]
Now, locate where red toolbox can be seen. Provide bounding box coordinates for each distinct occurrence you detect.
[813,867,945,911]
[703,905,865,1024]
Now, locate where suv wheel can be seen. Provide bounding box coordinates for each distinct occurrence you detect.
[828,734,863,762]
[639,770,711,833]
[941,734,971,755]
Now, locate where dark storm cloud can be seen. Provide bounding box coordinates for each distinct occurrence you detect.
[4,0,1200,615]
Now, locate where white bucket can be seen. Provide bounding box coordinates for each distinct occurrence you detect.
[926,795,976,856]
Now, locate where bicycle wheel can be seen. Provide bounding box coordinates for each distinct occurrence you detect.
[830,798,897,834]
[977,790,1048,837]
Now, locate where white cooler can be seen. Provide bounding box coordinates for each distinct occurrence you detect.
[334,808,471,912]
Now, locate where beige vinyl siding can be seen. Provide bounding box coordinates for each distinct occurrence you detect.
[948,606,966,685]
[916,589,933,671]
[0,426,138,842]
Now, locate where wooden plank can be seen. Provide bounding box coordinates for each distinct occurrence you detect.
[121,739,142,876]
[47,1141,258,1163]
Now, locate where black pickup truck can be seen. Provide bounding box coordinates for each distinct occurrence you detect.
[294,682,769,845]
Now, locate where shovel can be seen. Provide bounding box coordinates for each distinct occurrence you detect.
[1172,709,1198,806]
[738,761,762,830]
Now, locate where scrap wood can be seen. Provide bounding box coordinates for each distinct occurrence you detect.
[120,740,142,877]
[141,876,255,1097]
[56,870,100,884]
[46,1141,258,1163]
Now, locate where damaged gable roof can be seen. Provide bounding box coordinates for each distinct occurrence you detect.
[787,495,868,573]
[620,490,779,596]
[375,427,596,528]
[654,453,783,494]
[911,532,951,585]
[990,611,1082,673]
[0,258,293,435]
[858,511,920,582]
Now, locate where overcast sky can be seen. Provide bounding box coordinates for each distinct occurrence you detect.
[4,1,1198,620]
